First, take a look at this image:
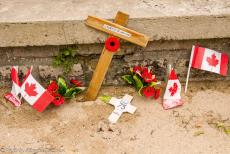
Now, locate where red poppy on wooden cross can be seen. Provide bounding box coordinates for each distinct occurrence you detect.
[85,11,149,101]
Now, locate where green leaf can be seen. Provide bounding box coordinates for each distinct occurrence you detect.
[149,81,157,87]
[57,78,68,95]
[70,51,76,57]
[133,74,143,91]
[130,68,133,73]
[53,58,61,66]
[217,122,225,128]
[52,47,78,74]
[224,128,230,134]
[49,80,54,84]
[64,51,70,56]
[193,131,204,136]
[99,95,112,103]
[138,87,143,96]
[64,87,83,98]
[122,75,134,84]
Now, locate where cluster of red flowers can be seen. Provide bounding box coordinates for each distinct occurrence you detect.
[133,66,157,83]
[47,81,64,106]
[133,66,161,99]
[142,86,160,99]
[47,79,81,106]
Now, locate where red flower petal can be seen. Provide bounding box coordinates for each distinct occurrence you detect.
[142,71,154,83]
[152,78,157,82]
[133,66,142,74]
[142,67,149,74]
[52,93,65,106]
[105,37,120,52]
[70,79,82,87]
[142,86,155,98]
[154,89,161,99]
[47,81,58,93]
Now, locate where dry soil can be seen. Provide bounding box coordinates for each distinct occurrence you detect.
[0,81,230,154]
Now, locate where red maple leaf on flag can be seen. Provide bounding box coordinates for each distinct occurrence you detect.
[206,54,219,67]
[168,82,178,96]
[25,82,38,97]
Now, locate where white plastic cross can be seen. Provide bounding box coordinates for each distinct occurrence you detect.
[108,94,136,123]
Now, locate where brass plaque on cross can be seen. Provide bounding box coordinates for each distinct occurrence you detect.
[85,11,149,101]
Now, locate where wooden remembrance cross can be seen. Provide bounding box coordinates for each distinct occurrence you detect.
[85,11,149,101]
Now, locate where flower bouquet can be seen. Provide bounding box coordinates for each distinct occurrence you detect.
[122,66,161,99]
[47,78,84,106]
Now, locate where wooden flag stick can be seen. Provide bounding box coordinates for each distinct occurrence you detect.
[185,46,195,93]
[185,65,191,93]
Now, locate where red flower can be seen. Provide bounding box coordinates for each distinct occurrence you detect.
[152,78,157,82]
[142,67,149,74]
[142,71,155,83]
[52,93,65,106]
[154,89,161,99]
[70,79,81,87]
[133,66,142,74]
[47,81,58,93]
[142,86,155,98]
[105,37,120,52]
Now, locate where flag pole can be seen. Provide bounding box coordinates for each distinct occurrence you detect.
[165,64,171,82]
[167,64,171,82]
[184,65,191,93]
[185,46,195,93]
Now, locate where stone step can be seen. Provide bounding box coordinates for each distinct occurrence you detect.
[0,0,230,47]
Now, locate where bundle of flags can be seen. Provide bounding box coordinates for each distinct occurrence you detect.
[163,45,228,109]
[4,66,54,112]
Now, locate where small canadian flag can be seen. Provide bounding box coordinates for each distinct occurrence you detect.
[163,68,183,109]
[185,45,229,93]
[190,45,228,76]
[21,68,54,112]
[5,66,54,112]
[4,66,21,107]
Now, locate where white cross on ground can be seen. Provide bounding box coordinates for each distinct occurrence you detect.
[108,94,136,123]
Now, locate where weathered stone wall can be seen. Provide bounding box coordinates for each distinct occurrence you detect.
[0,38,229,86]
